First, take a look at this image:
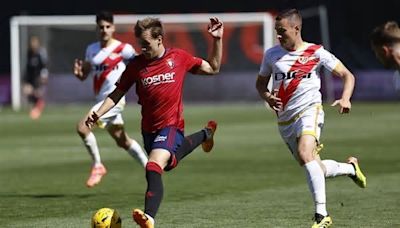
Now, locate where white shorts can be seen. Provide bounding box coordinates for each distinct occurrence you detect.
[278,104,324,161]
[90,97,126,128]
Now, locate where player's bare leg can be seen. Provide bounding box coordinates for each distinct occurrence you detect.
[107,124,148,167]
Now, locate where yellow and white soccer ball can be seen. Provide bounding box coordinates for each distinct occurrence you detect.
[91,208,122,228]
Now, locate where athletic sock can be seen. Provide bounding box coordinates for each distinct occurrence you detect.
[35,98,45,110]
[83,132,101,166]
[126,139,148,167]
[175,130,206,161]
[304,160,327,216]
[144,213,155,225]
[322,159,355,177]
[144,162,164,218]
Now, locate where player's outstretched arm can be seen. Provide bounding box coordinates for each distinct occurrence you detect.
[195,17,224,75]
[330,62,355,114]
[73,59,91,81]
[256,75,282,111]
[85,88,126,128]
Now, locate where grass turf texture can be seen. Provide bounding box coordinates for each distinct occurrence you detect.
[0,102,399,227]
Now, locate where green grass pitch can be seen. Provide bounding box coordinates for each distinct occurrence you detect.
[0,102,399,227]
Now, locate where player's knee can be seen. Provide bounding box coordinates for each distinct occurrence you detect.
[298,151,314,165]
[146,161,164,174]
[76,122,89,135]
[76,123,83,134]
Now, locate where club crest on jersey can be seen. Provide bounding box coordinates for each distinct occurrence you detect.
[298,56,309,64]
[166,58,175,69]
[109,53,120,60]
[298,56,319,65]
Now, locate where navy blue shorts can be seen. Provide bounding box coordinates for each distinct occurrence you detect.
[142,126,184,155]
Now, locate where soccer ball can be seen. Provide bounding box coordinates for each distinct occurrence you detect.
[91,208,122,228]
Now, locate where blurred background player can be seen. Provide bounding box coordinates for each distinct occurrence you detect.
[255,9,366,228]
[73,11,148,188]
[85,17,223,227]
[370,21,400,92]
[22,35,48,120]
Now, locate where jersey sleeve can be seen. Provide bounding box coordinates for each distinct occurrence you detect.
[115,61,136,92]
[178,49,202,73]
[121,43,136,60]
[84,45,91,62]
[317,46,339,72]
[39,48,48,64]
[39,48,49,77]
[258,49,273,77]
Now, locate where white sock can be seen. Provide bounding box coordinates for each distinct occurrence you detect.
[322,159,355,177]
[145,213,155,225]
[83,132,101,166]
[127,140,148,167]
[304,160,327,216]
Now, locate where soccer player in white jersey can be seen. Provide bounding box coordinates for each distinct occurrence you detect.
[370,21,400,92]
[256,9,366,227]
[73,11,148,188]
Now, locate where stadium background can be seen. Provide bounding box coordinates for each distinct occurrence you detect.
[1,0,400,106]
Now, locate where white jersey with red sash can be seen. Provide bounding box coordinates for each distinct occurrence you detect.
[259,42,339,122]
[85,40,135,102]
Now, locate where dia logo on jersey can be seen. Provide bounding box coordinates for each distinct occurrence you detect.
[274,71,312,80]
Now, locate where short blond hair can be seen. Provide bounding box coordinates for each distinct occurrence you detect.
[134,17,164,39]
[370,21,400,47]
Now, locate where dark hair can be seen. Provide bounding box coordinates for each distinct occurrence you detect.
[370,21,400,47]
[96,11,114,24]
[134,17,164,38]
[276,8,302,27]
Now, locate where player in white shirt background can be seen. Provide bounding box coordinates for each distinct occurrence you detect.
[73,11,147,188]
[255,8,366,228]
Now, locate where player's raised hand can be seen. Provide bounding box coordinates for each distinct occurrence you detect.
[331,98,351,114]
[73,59,84,77]
[208,17,223,39]
[85,111,99,129]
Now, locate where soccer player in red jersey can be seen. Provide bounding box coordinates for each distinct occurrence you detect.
[85,17,223,227]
